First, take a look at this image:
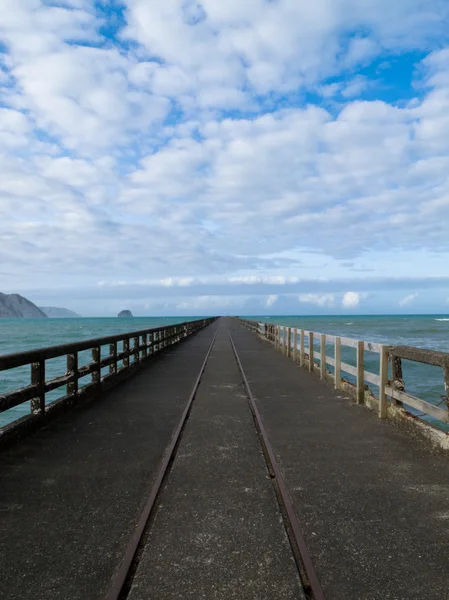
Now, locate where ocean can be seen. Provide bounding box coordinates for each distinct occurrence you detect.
[1,315,449,430]
[0,317,202,427]
[246,314,449,431]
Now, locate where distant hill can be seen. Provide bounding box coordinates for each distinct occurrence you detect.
[0,293,47,318]
[39,307,81,318]
[118,310,133,317]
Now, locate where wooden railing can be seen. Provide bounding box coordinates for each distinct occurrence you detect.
[0,318,216,446]
[238,319,449,425]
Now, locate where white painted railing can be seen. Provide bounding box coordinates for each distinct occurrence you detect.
[238,319,449,425]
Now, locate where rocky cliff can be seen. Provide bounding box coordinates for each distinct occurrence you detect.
[118,310,133,317]
[0,293,47,318]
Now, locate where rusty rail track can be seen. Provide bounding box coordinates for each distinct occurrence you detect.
[104,327,218,600]
[105,320,324,600]
[228,328,326,600]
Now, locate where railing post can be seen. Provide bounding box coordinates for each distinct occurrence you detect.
[334,337,341,390]
[444,365,449,409]
[142,334,148,359]
[309,332,314,372]
[293,329,297,361]
[283,327,287,355]
[320,334,326,380]
[31,360,45,415]
[109,342,117,374]
[357,340,364,404]
[391,354,404,406]
[275,326,279,350]
[134,336,140,364]
[123,339,130,368]
[67,352,78,398]
[287,328,291,357]
[92,346,101,387]
[300,330,305,366]
[379,345,388,419]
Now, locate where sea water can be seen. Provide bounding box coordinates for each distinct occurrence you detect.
[0,317,201,427]
[1,315,448,430]
[246,314,449,431]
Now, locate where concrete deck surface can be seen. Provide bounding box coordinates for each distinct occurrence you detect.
[127,322,303,600]
[2,317,449,600]
[228,319,449,600]
[0,324,217,600]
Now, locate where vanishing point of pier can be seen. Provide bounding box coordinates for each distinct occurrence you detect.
[1,317,449,600]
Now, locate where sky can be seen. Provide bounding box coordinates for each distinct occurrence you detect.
[1,0,449,316]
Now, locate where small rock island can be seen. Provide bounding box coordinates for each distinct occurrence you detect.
[118,310,133,318]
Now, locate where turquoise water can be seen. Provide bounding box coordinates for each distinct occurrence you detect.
[245,315,449,431]
[0,317,202,427]
[1,315,449,430]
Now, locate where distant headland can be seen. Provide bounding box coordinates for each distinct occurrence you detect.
[0,292,80,319]
[39,307,81,318]
[118,310,134,318]
[0,293,47,318]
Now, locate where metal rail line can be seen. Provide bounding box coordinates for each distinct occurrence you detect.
[104,327,218,600]
[228,328,326,600]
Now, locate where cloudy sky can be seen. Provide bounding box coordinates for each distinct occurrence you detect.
[1,0,449,316]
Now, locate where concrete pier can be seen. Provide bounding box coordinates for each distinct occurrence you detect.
[1,318,449,600]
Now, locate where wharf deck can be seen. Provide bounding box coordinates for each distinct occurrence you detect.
[1,318,449,600]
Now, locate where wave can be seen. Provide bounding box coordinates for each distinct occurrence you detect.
[435,318,449,322]
[345,322,354,325]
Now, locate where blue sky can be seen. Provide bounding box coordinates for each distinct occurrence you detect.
[1,0,449,316]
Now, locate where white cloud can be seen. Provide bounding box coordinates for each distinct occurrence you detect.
[399,293,418,306]
[1,1,449,314]
[299,294,335,307]
[342,292,361,308]
[265,295,278,307]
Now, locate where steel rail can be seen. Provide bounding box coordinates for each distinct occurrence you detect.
[104,327,218,600]
[228,328,326,600]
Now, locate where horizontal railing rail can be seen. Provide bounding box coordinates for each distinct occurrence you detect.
[0,318,217,446]
[237,318,449,426]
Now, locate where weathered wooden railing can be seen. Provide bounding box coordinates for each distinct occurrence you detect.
[238,319,449,426]
[0,318,216,446]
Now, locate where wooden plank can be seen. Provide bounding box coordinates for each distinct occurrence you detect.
[340,337,359,349]
[67,352,78,396]
[326,356,336,367]
[379,345,389,419]
[0,384,39,413]
[391,345,449,368]
[45,374,73,393]
[109,342,117,374]
[300,330,305,367]
[341,361,357,377]
[123,339,130,367]
[313,351,321,361]
[325,334,335,343]
[293,329,297,361]
[357,341,364,404]
[364,341,381,353]
[320,334,326,380]
[385,386,449,422]
[364,371,380,386]
[335,337,341,390]
[309,332,314,372]
[287,327,291,358]
[92,346,101,386]
[283,327,287,355]
[133,336,140,363]
[0,318,214,371]
[30,360,45,415]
